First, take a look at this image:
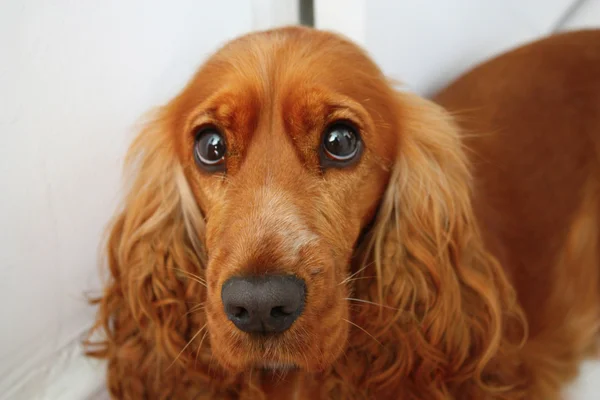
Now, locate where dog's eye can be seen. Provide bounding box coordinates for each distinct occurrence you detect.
[321,122,361,166]
[194,128,226,171]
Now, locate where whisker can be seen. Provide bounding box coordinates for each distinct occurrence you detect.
[343,318,382,346]
[302,350,310,373]
[171,267,207,282]
[183,303,205,318]
[170,267,207,287]
[345,297,404,312]
[194,328,210,369]
[341,275,376,284]
[248,366,255,392]
[168,323,207,370]
[274,367,287,385]
[339,261,375,285]
[207,351,218,375]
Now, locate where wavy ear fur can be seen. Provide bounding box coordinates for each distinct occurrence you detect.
[346,92,527,399]
[85,111,231,399]
[87,94,528,399]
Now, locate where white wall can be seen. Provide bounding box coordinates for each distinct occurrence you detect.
[316,0,600,96]
[0,1,296,399]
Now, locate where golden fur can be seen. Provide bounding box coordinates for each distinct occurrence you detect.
[86,27,600,399]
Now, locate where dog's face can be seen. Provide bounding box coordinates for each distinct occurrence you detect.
[169,27,399,372]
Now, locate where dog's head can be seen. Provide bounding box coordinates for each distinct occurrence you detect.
[172,27,399,371]
[94,26,524,392]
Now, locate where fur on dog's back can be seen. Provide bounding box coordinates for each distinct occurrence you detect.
[435,29,600,396]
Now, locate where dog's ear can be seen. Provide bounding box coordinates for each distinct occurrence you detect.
[85,109,211,397]
[352,92,526,396]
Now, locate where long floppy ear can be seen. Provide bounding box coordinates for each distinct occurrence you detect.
[350,92,527,397]
[85,110,216,398]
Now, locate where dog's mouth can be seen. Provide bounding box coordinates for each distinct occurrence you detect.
[240,332,309,369]
[206,250,351,373]
[207,301,349,373]
[257,362,298,372]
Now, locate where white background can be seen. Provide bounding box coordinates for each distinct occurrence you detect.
[1,0,599,398]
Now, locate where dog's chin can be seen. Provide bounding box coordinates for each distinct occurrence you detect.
[258,362,299,372]
[211,347,332,374]
[207,286,350,374]
[208,324,348,374]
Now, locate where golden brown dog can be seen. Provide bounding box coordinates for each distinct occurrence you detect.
[87,27,600,399]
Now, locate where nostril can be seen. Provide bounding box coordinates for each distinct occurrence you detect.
[233,306,249,319]
[270,306,292,318]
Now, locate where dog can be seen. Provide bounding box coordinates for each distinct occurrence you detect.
[86,26,600,399]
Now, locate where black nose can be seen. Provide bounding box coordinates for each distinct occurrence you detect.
[221,275,305,334]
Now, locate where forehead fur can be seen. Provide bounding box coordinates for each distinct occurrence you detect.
[170,26,399,165]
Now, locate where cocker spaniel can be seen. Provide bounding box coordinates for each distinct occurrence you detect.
[87,27,600,399]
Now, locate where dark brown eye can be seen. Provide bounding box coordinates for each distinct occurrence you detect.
[321,122,362,166]
[194,128,226,171]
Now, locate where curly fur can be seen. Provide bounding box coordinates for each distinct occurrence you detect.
[86,27,600,399]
